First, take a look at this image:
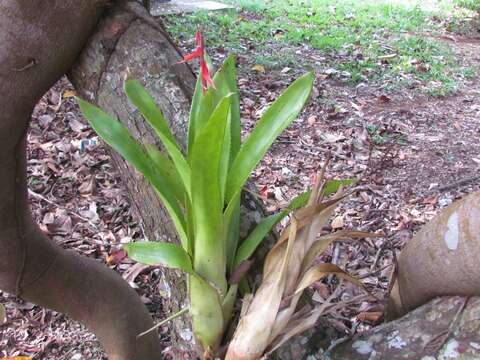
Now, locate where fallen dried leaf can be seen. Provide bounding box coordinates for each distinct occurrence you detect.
[63,90,77,98]
[307,115,317,126]
[331,215,344,229]
[252,64,266,73]
[356,311,382,323]
[0,303,6,324]
[378,95,391,103]
[122,263,151,284]
[106,249,127,266]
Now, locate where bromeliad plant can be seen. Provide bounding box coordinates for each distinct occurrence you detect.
[77,31,315,355]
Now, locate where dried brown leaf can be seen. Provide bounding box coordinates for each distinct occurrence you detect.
[300,230,379,275]
[0,303,6,324]
[356,311,382,323]
[294,263,366,296]
[122,263,151,284]
[226,219,298,360]
[331,215,344,229]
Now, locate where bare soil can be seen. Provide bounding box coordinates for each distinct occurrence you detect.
[1,33,479,360]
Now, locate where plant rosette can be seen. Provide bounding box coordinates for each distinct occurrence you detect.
[78,30,316,356]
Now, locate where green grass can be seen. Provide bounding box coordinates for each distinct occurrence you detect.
[162,0,477,96]
[454,0,480,12]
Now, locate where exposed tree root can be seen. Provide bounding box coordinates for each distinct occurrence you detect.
[0,1,162,358]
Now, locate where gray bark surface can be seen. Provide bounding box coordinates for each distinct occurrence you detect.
[327,296,480,360]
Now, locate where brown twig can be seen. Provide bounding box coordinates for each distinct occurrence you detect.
[435,175,480,193]
[28,188,98,227]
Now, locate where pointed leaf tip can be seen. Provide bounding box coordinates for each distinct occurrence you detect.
[124,242,193,274]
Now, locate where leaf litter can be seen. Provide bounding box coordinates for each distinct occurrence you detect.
[2,32,480,360]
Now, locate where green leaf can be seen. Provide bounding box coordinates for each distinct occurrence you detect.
[219,112,231,203]
[124,79,177,145]
[137,308,189,338]
[288,190,311,210]
[77,98,188,249]
[125,80,191,195]
[225,195,241,273]
[234,211,285,269]
[146,145,187,205]
[191,96,231,293]
[188,55,241,162]
[232,189,312,269]
[222,284,238,326]
[212,54,241,159]
[124,242,193,273]
[189,274,224,349]
[323,178,357,196]
[187,71,203,154]
[78,98,151,176]
[213,55,240,202]
[225,72,315,202]
[187,76,215,160]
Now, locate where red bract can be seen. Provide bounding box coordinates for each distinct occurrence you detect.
[179,30,216,93]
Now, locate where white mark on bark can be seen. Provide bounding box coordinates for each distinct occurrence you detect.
[387,335,406,349]
[470,342,480,350]
[441,339,459,358]
[300,336,309,345]
[421,357,436,360]
[444,212,459,250]
[352,340,373,355]
[179,328,193,341]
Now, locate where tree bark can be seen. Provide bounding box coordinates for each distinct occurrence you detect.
[328,296,480,360]
[387,191,480,319]
[0,1,162,359]
[70,4,197,357]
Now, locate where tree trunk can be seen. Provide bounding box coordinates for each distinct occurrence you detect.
[0,1,162,359]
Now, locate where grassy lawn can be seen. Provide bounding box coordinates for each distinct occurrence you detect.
[162,0,479,96]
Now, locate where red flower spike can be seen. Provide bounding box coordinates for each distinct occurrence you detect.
[200,60,216,91]
[178,30,215,93]
[178,48,203,63]
[195,30,204,49]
